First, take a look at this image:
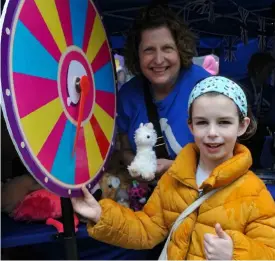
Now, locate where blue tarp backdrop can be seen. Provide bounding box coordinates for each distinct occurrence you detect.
[110,36,266,80]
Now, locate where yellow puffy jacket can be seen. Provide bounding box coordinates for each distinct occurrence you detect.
[87,143,275,260]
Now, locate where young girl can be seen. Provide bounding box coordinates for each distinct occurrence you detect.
[72,76,275,260]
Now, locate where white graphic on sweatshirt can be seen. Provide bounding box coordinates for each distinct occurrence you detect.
[159,118,182,155]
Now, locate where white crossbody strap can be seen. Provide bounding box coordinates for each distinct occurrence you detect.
[158,187,223,260]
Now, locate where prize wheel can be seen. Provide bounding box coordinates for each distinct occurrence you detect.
[1,0,117,197]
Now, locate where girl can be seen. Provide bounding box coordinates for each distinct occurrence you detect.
[72,76,275,260]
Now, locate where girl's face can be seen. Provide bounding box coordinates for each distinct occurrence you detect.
[138,26,180,90]
[189,94,250,167]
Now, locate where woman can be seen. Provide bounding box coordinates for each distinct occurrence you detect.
[117,5,210,180]
[116,67,127,91]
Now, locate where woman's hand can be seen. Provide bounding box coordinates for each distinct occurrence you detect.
[130,159,173,183]
[156,159,173,176]
[204,223,233,260]
[71,186,102,223]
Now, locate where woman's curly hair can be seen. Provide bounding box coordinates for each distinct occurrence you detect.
[124,5,197,75]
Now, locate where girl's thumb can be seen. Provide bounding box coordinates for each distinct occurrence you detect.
[215,223,229,239]
[82,185,92,198]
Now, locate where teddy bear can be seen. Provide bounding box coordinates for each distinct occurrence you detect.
[99,172,121,199]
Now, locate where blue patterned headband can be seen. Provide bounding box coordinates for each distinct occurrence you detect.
[188,76,248,116]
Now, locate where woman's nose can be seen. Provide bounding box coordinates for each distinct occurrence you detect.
[154,50,164,64]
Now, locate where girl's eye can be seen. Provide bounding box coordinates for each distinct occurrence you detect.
[219,121,231,125]
[196,121,207,125]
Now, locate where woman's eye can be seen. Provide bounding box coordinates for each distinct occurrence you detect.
[144,48,154,53]
[164,46,173,52]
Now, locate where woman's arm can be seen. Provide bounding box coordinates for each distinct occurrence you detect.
[156,158,173,176]
[119,133,135,166]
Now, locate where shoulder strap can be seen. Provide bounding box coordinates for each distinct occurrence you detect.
[158,187,223,260]
[143,81,170,159]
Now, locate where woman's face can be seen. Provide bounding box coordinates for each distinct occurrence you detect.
[138,26,180,90]
[118,71,126,83]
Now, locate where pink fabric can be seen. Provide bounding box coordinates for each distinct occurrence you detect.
[202,55,219,75]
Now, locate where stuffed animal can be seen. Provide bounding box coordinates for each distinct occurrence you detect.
[1,174,42,214]
[127,123,157,181]
[99,172,121,199]
[99,171,131,207]
[128,180,149,211]
[202,55,219,75]
[115,188,130,208]
[1,175,79,232]
[13,188,79,232]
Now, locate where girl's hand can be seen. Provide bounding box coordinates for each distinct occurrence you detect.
[71,186,102,223]
[204,223,233,260]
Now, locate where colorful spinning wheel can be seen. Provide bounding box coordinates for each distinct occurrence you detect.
[1,0,117,197]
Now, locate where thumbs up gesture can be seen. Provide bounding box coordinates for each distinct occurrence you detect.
[204,223,233,260]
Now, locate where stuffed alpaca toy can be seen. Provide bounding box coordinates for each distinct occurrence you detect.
[127,122,157,181]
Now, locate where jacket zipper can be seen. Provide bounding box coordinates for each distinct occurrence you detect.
[184,190,204,259]
[169,178,205,259]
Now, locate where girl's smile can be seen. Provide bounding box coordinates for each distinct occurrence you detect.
[189,94,250,172]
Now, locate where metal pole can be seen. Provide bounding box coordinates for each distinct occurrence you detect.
[61,197,78,260]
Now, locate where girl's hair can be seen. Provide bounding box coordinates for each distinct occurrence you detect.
[188,89,257,141]
[124,5,197,75]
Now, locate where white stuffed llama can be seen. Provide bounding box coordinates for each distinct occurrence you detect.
[127,122,157,181]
